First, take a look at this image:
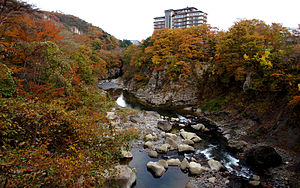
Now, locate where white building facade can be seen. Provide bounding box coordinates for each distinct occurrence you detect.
[154,7,207,30]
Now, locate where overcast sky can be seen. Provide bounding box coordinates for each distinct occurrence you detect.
[25,0,299,41]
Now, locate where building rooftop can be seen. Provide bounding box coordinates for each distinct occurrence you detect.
[174,7,197,11]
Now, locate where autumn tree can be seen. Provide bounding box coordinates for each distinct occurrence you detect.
[216,19,299,94]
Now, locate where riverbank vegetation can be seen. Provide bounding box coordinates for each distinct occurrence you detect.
[0,0,133,186]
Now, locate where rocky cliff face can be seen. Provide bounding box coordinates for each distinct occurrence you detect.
[124,68,200,108]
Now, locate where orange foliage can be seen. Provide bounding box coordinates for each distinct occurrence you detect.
[289,95,300,106]
[35,20,63,42]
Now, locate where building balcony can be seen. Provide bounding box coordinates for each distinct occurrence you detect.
[154,21,165,24]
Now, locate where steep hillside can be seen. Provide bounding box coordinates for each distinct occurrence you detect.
[0,0,135,186]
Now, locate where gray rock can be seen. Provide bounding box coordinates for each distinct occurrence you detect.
[144,129,154,135]
[191,123,209,131]
[144,133,157,141]
[171,117,180,122]
[106,112,117,120]
[158,160,168,169]
[103,165,136,188]
[147,161,166,177]
[156,144,170,153]
[180,158,189,171]
[208,159,224,171]
[144,111,161,119]
[194,108,202,116]
[252,175,260,181]
[228,140,248,151]
[129,115,141,123]
[191,136,201,143]
[167,158,181,166]
[165,133,177,140]
[165,137,178,149]
[148,150,158,158]
[121,150,133,159]
[180,129,202,143]
[188,162,210,175]
[178,144,195,152]
[144,141,154,149]
[157,121,172,131]
[249,180,260,186]
[183,139,194,145]
[195,62,209,79]
[208,177,216,184]
[124,69,199,107]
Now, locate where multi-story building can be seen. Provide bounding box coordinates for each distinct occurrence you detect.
[154,7,207,30]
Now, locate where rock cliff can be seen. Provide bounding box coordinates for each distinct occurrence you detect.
[124,68,201,108]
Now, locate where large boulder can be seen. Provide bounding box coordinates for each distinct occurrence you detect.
[144,141,154,149]
[178,144,195,152]
[165,133,178,140]
[245,146,282,169]
[180,129,202,142]
[144,133,157,141]
[103,165,136,188]
[165,137,178,149]
[148,150,158,158]
[157,120,172,131]
[191,123,209,131]
[156,144,170,154]
[208,159,225,171]
[147,161,166,177]
[188,162,210,175]
[167,158,181,166]
[121,150,133,159]
[180,158,189,171]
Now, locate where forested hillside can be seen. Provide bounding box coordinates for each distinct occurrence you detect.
[0,0,133,186]
[122,20,300,151]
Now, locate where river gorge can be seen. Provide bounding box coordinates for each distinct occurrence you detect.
[98,79,288,188]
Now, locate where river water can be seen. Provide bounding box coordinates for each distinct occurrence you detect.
[99,79,252,188]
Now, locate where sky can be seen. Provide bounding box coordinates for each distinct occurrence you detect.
[25,0,300,41]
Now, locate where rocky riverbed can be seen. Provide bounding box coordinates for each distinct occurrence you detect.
[100,79,299,188]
